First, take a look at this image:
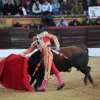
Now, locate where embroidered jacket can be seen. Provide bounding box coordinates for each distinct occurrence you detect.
[23,31,60,55]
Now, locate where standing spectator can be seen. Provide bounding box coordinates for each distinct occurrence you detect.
[4,0,14,15]
[42,11,55,26]
[32,0,42,15]
[42,0,52,14]
[60,0,72,15]
[13,20,23,27]
[82,0,96,4]
[83,0,94,14]
[82,15,93,25]
[69,17,81,26]
[24,0,32,15]
[56,17,69,26]
[93,16,100,25]
[27,21,38,29]
[0,17,9,29]
[71,0,83,14]
[14,0,23,15]
[51,0,60,15]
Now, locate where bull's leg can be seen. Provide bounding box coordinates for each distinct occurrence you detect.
[34,77,43,90]
[79,66,91,85]
[88,74,94,86]
[30,76,36,85]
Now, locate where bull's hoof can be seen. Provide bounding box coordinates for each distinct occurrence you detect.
[57,83,65,90]
[35,89,45,92]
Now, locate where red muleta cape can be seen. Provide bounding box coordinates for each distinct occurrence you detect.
[0,54,32,91]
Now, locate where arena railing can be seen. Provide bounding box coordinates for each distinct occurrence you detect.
[0,25,100,49]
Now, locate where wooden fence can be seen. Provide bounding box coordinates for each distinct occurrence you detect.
[0,26,100,49]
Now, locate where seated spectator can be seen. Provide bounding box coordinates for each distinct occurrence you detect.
[69,17,81,26]
[3,0,14,15]
[82,15,93,25]
[60,0,72,15]
[93,16,100,25]
[32,0,42,15]
[42,0,52,14]
[51,0,60,15]
[38,20,46,29]
[14,0,23,16]
[42,11,55,26]
[56,17,69,26]
[95,0,100,6]
[27,21,38,29]
[71,0,83,14]
[0,2,3,15]
[0,17,9,29]
[83,0,94,15]
[13,20,23,27]
[24,0,32,15]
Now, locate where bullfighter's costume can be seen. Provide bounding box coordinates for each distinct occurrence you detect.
[21,31,65,92]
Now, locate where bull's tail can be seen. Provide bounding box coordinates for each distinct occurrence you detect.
[77,45,88,53]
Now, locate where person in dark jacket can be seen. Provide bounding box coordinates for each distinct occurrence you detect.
[24,0,32,15]
[93,16,100,25]
[83,0,94,14]
[27,21,38,29]
[43,11,55,26]
[13,20,23,27]
[14,0,23,15]
[69,17,81,26]
[4,0,14,15]
[60,0,72,15]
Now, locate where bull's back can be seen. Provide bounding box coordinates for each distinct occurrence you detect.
[53,46,89,71]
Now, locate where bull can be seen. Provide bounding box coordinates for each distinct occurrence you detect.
[27,45,94,90]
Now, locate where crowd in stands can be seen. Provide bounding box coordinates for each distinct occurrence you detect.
[0,0,100,16]
[0,15,100,29]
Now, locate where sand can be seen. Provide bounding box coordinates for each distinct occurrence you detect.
[0,57,100,100]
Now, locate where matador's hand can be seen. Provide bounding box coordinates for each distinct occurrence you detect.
[55,46,60,51]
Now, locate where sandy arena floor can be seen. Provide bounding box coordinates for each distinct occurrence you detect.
[0,57,100,100]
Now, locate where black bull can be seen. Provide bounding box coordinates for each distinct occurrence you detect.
[27,45,94,89]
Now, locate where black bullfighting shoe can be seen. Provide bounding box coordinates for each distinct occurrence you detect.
[57,83,65,90]
[35,89,46,92]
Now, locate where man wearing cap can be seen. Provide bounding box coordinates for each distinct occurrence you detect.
[20,31,65,92]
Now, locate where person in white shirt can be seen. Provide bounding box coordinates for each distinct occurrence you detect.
[42,0,52,14]
[32,0,42,15]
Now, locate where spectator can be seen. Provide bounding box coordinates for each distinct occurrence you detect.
[93,16,100,25]
[71,0,83,14]
[4,0,14,15]
[22,0,32,5]
[82,15,93,25]
[42,11,55,26]
[13,20,23,27]
[51,0,60,15]
[69,17,81,26]
[0,2,3,15]
[38,20,46,29]
[95,0,100,6]
[42,0,52,14]
[83,0,94,14]
[32,0,42,15]
[60,0,72,15]
[27,21,38,29]
[82,0,96,4]
[0,17,9,29]
[14,0,23,15]
[24,0,32,15]
[56,17,69,26]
